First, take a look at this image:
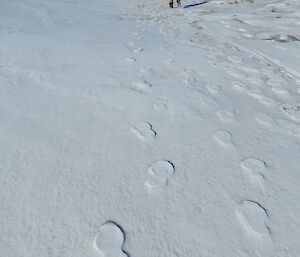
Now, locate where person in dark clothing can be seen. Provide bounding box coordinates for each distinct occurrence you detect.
[169,0,181,8]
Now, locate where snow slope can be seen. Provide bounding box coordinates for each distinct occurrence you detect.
[0,0,300,257]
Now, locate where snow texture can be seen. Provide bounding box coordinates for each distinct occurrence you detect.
[0,0,300,257]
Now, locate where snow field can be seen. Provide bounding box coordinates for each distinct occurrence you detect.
[1,0,300,257]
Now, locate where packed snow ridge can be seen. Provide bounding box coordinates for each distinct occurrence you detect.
[0,0,300,257]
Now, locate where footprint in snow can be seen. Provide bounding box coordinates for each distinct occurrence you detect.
[205,53,217,61]
[276,118,300,139]
[271,85,290,94]
[243,33,254,38]
[241,158,267,191]
[126,41,135,47]
[93,221,129,257]
[206,84,222,94]
[247,77,264,87]
[145,160,175,190]
[125,57,136,62]
[266,76,286,88]
[281,103,300,120]
[232,81,248,93]
[239,66,260,75]
[131,122,156,140]
[255,112,275,127]
[130,81,152,93]
[132,32,143,40]
[256,113,300,139]
[216,108,235,123]
[183,67,198,84]
[236,200,270,238]
[213,130,235,148]
[247,89,276,106]
[153,97,169,113]
[220,21,229,25]
[226,67,247,80]
[164,58,175,65]
[271,87,291,100]
[133,48,143,53]
[227,55,242,64]
[198,93,218,110]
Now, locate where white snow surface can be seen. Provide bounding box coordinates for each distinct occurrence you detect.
[1,0,300,256]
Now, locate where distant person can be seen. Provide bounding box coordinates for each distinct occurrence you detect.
[169,0,181,8]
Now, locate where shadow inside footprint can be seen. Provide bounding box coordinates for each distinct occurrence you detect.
[131,122,156,140]
[145,160,175,190]
[93,221,129,257]
[236,200,270,238]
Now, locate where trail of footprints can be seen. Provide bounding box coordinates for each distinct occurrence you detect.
[210,23,300,240]
[203,29,298,240]
[212,91,273,239]
[125,31,144,62]
[214,111,272,238]
[93,26,177,256]
[127,28,176,189]
[92,20,285,256]
[205,26,299,117]
[131,122,175,190]
[256,111,300,140]
[212,127,272,238]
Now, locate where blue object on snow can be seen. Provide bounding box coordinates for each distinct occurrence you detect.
[183,1,209,8]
